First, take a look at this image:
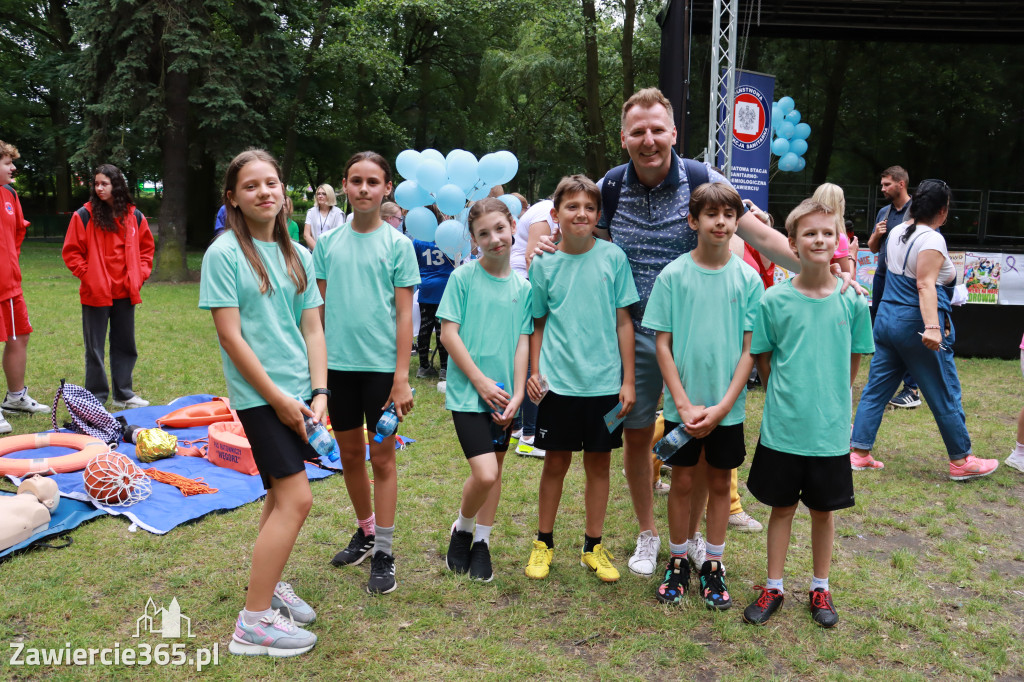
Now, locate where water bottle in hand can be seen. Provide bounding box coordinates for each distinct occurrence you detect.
[653,424,692,461]
[305,417,338,461]
[373,387,416,443]
[490,382,507,445]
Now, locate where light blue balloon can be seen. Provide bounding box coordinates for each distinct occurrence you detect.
[477,153,506,186]
[494,151,519,184]
[445,149,468,165]
[416,159,447,194]
[466,182,493,201]
[778,96,795,115]
[771,106,782,130]
[779,152,799,172]
[456,207,470,226]
[794,156,806,172]
[421,148,445,165]
[778,121,796,140]
[771,138,790,157]
[446,153,478,190]
[405,206,439,241]
[436,183,468,216]
[394,180,431,210]
[794,122,812,140]
[789,138,808,156]
[785,109,801,125]
[436,219,467,260]
[395,150,421,180]
[499,194,522,217]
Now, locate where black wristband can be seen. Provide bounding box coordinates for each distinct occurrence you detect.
[311,388,331,398]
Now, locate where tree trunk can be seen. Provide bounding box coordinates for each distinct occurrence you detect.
[811,41,851,184]
[581,0,607,178]
[152,66,191,281]
[281,0,332,186]
[622,0,636,103]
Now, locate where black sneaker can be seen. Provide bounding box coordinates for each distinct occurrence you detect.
[367,551,397,594]
[439,369,446,381]
[468,540,493,582]
[331,528,375,567]
[889,386,921,408]
[655,556,690,604]
[742,586,784,625]
[445,525,474,574]
[699,560,732,611]
[809,588,839,628]
[416,366,438,379]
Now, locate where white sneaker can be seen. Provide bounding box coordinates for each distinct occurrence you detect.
[111,395,150,409]
[627,530,661,577]
[0,413,11,434]
[2,390,51,414]
[728,511,764,533]
[1005,450,1024,474]
[688,531,706,570]
[436,381,446,394]
[516,436,545,458]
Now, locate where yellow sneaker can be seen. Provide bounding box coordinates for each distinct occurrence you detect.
[525,540,553,579]
[580,544,620,582]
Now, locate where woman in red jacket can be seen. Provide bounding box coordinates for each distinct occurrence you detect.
[62,164,154,408]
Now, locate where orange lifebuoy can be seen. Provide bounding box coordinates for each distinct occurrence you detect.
[156,397,234,428]
[0,432,110,476]
[206,420,258,476]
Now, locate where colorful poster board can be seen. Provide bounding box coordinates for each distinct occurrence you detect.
[963,252,1001,304]
[997,253,1024,305]
[856,251,878,303]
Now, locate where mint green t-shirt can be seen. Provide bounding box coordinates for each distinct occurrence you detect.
[198,232,323,410]
[313,222,420,372]
[437,261,533,413]
[642,253,763,425]
[750,277,875,456]
[529,239,639,397]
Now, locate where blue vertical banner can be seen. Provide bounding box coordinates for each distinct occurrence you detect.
[717,69,775,211]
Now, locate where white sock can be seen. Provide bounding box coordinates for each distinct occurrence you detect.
[455,511,475,533]
[811,576,829,592]
[241,607,273,625]
[473,523,492,545]
[669,540,688,557]
[1014,442,1024,457]
[6,387,25,400]
[766,577,784,593]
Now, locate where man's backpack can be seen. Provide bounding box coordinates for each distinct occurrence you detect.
[600,158,710,229]
[51,379,125,445]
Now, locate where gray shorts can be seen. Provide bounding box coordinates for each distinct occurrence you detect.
[623,330,664,430]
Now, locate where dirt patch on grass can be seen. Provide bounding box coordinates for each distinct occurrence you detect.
[841,530,924,560]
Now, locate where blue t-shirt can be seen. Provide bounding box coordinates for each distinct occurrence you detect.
[597,151,729,334]
[412,239,455,305]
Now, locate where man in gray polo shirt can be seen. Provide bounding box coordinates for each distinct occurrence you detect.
[600,88,801,578]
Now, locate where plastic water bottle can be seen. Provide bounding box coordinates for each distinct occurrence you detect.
[653,424,692,461]
[305,417,338,461]
[530,374,549,405]
[490,383,507,445]
[373,387,416,443]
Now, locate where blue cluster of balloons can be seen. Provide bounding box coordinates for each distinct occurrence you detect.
[394,148,520,262]
[770,96,811,173]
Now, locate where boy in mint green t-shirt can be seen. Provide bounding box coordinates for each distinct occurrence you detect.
[743,199,874,630]
[523,175,638,584]
[642,182,762,610]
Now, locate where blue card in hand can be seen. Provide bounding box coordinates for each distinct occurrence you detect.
[603,402,625,433]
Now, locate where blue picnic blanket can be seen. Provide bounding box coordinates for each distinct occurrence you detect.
[3,395,339,535]
[0,493,107,560]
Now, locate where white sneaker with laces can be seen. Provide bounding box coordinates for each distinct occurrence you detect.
[627,529,661,577]
[1004,450,1024,474]
[112,395,150,409]
[271,581,316,624]
[2,390,51,414]
[728,511,764,533]
[688,531,706,570]
[0,413,11,434]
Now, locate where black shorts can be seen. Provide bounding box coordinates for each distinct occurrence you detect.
[535,391,622,453]
[236,404,316,490]
[452,411,511,458]
[327,370,394,432]
[746,440,855,512]
[662,421,746,470]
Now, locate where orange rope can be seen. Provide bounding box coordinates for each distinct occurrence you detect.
[144,468,219,496]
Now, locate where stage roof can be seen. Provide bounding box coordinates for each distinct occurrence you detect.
[688,1,1024,43]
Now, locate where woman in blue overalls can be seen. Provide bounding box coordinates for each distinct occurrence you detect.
[850,180,999,481]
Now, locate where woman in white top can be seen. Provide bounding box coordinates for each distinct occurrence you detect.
[850,180,998,480]
[303,184,345,250]
[509,199,556,280]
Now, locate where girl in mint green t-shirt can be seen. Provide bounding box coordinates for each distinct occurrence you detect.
[199,149,327,656]
[313,152,419,595]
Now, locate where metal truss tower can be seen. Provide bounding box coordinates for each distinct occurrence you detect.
[706,0,739,178]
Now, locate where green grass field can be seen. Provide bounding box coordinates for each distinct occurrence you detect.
[1,242,1022,680]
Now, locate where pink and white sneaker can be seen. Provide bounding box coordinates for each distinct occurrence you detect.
[948,455,998,482]
[850,451,884,471]
[229,609,316,657]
